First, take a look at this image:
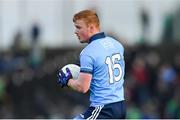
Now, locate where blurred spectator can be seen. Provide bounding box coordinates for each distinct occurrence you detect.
[0,50,25,74]
[162,13,174,42]
[11,31,22,54]
[156,63,177,118]
[131,56,150,105]
[31,22,41,43]
[158,63,177,87]
[173,6,180,42]
[126,103,142,119]
[141,99,159,119]
[165,88,180,118]
[145,51,160,96]
[0,76,6,100]
[11,30,27,57]
[29,22,44,69]
[173,53,180,76]
[140,7,150,43]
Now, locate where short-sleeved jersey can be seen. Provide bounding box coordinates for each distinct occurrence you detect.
[80,32,125,107]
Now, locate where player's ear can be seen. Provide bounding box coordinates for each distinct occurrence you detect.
[89,24,95,33]
[89,23,94,29]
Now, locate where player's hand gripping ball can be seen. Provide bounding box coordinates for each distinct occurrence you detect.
[62,64,80,79]
[58,64,80,87]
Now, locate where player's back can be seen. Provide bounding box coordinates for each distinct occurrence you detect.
[81,36,125,107]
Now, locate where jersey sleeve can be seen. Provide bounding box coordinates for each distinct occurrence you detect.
[80,53,93,74]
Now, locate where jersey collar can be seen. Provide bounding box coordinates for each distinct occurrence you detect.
[89,32,106,44]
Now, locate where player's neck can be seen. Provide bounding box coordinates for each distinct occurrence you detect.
[91,29,100,37]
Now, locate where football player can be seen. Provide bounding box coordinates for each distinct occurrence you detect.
[58,9,126,119]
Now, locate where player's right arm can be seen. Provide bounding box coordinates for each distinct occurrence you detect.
[68,72,92,93]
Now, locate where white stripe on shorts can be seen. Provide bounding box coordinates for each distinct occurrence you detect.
[87,105,104,120]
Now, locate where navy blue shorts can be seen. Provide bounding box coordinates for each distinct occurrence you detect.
[74,101,126,119]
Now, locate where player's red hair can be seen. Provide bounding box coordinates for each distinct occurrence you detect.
[73,10,100,28]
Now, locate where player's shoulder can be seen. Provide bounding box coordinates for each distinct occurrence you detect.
[108,36,124,48]
[106,36,121,43]
[100,36,124,49]
[80,44,93,56]
[80,39,99,54]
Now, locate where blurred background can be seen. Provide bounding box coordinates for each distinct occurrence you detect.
[0,0,180,119]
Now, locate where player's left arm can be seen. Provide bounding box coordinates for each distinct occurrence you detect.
[68,72,92,93]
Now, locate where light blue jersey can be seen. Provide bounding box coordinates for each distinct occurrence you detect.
[80,32,125,107]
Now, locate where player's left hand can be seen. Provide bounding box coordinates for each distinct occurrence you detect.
[58,68,72,88]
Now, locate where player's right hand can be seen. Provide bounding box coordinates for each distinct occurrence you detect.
[57,68,72,88]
